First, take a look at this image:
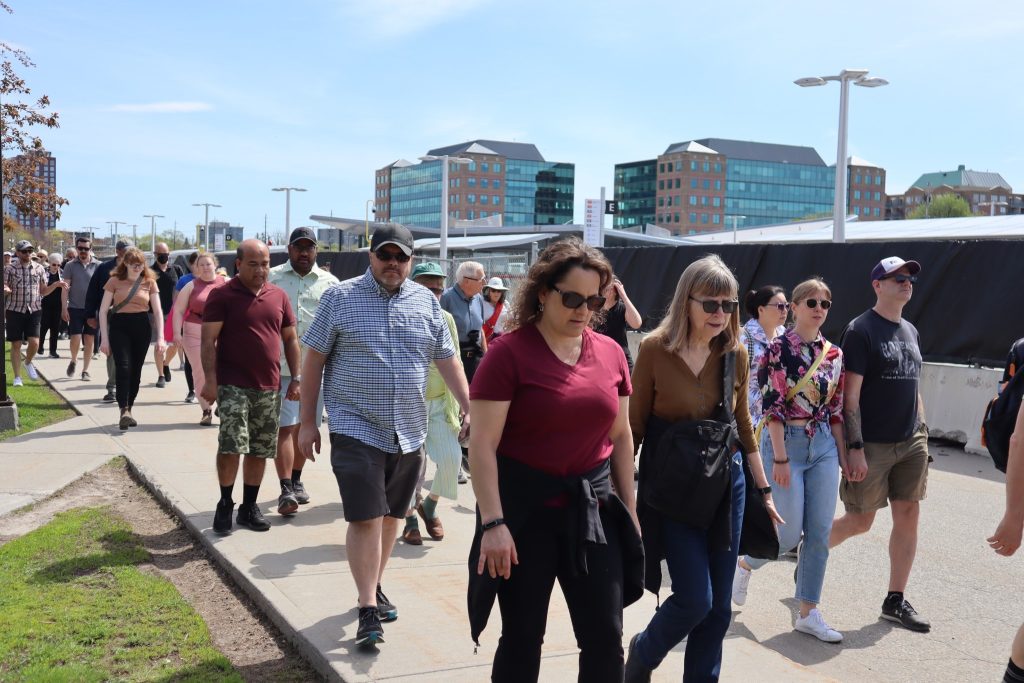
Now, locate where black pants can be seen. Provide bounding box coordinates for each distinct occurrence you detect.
[39,306,62,356]
[492,505,624,683]
[460,347,481,384]
[184,355,194,392]
[109,312,151,410]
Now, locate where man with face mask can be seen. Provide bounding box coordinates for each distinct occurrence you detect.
[152,243,182,387]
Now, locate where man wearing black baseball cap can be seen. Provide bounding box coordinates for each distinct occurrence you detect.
[830,256,931,633]
[4,240,67,386]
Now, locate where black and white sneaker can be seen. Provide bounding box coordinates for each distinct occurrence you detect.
[355,607,384,648]
[185,391,196,403]
[376,584,398,622]
[278,484,298,516]
[292,480,310,504]
[881,595,931,632]
[236,503,271,531]
[213,499,234,534]
[102,390,116,403]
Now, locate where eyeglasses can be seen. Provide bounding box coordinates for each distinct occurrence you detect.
[689,296,738,314]
[462,275,485,282]
[17,250,32,255]
[802,299,832,310]
[76,246,90,252]
[126,262,144,268]
[553,286,606,311]
[768,302,788,312]
[881,274,917,284]
[374,250,410,263]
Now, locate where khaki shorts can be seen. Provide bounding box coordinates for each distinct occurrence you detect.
[217,384,281,458]
[840,423,930,514]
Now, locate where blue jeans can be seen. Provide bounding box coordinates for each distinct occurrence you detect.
[633,453,744,682]
[745,424,840,605]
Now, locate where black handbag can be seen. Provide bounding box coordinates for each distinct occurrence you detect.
[738,455,780,559]
[641,352,738,530]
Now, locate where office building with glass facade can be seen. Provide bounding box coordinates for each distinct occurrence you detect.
[374,140,574,229]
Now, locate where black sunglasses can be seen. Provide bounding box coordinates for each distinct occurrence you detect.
[77,246,91,251]
[374,250,411,263]
[881,274,917,284]
[768,302,788,312]
[689,296,738,314]
[18,249,32,254]
[553,286,605,311]
[803,298,832,310]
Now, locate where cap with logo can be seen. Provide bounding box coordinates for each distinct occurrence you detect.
[14,240,33,252]
[410,262,446,281]
[289,226,317,245]
[115,239,134,250]
[871,256,921,281]
[370,224,415,256]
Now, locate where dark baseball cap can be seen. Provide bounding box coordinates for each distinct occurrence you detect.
[289,226,317,245]
[14,240,33,252]
[115,239,134,250]
[370,224,414,256]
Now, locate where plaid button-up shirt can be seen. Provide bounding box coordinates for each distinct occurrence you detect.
[302,268,456,454]
[4,260,47,313]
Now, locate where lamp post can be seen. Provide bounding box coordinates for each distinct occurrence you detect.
[728,214,747,244]
[192,203,221,252]
[272,187,306,236]
[142,215,163,252]
[418,154,472,260]
[106,221,126,248]
[795,69,888,243]
[365,198,374,246]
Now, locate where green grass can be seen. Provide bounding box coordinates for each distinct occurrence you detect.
[0,357,77,440]
[0,507,241,682]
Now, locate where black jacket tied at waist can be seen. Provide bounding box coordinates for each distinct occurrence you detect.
[467,455,645,645]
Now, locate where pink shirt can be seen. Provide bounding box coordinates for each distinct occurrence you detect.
[184,276,226,324]
[471,324,631,477]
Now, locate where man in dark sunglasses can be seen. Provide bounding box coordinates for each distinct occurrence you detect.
[831,256,932,634]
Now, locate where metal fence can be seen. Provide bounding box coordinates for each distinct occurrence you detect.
[434,252,531,303]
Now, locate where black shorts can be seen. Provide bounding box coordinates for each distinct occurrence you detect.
[330,433,424,523]
[6,310,42,342]
[68,308,96,336]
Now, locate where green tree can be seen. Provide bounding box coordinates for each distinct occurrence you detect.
[907,193,971,219]
[1,2,68,223]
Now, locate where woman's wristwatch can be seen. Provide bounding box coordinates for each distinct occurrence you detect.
[481,518,506,531]
[758,486,772,496]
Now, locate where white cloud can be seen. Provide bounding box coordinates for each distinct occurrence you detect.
[341,0,491,38]
[106,102,213,113]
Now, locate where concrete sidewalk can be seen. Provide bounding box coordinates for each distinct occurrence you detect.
[18,345,831,682]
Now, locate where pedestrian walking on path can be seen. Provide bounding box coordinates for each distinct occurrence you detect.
[174,253,227,425]
[5,239,68,387]
[468,238,642,683]
[298,224,470,650]
[202,240,300,535]
[151,242,182,388]
[40,253,64,359]
[85,240,131,403]
[829,256,932,633]
[738,285,788,427]
[62,236,100,379]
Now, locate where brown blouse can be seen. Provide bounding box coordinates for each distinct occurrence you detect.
[629,335,757,454]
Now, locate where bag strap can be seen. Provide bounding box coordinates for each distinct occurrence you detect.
[721,350,736,424]
[483,301,502,338]
[110,275,145,316]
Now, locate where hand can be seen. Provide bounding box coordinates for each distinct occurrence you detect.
[614,279,625,297]
[772,462,791,488]
[173,333,183,346]
[86,317,97,329]
[100,340,110,356]
[989,515,1024,556]
[285,379,300,401]
[477,524,518,579]
[61,308,70,323]
[458,411,471,441]
[199,379,217,406]
[58,280,69,290]
[297,423,320,463]
[764,496,785,525]
[846,448,868,482]
[155,339,166,354]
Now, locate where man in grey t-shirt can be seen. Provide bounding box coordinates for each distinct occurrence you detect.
[60,236,100,380]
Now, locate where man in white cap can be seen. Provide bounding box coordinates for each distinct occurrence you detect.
[830,256,931,633]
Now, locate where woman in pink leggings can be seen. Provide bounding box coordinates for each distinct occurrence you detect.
[172,253,226,425]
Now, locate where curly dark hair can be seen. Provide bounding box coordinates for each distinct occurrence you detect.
[506,237,614,332]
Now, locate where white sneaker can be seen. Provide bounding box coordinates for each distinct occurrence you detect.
[795,608,843,643]
[25,362,38,380]
[732,564,752,606]
[12,377,23,387]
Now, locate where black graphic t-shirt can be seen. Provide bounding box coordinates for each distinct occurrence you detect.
[840,309,922,443]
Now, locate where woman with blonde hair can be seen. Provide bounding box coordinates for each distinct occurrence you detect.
[732,277,846,642]
[99,247,165,430]
[625,254,780,682]
[173,253,227,425]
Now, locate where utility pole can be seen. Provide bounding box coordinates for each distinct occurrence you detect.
[106,221,127,249]
[192,203,221,252]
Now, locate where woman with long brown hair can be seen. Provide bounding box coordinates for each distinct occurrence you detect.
[99,247,165,430]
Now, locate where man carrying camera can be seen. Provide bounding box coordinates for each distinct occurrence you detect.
[440,261,488,384]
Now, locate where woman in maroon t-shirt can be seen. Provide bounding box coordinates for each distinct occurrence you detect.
[469,238,638,683]
[172,253,226,425]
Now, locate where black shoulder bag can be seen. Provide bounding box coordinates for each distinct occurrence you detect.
[642,351,738,530]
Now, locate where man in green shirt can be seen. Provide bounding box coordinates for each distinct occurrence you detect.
[267,228,338,515]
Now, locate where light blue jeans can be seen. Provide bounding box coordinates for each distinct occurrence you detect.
[744,423,840,605]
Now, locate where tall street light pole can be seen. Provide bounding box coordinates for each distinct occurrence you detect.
[192,202,221,252]
[795,69,888,244]
[272,187,306,237]
[728,214,747,244]
[418,154,472,261]
[106,221,126,247]
[143,214,163,251]
[365,198,374,246]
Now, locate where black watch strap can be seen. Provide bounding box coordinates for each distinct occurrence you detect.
[847,441,864,450]
[481,517,506,531]
[758,486,772,496]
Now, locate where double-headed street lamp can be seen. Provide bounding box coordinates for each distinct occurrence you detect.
[106,221,126,247]
[142,214,163,251]
[796,69,888,244]
[272,187,306,236]
[418,154,472,260]
[192,202,221,252]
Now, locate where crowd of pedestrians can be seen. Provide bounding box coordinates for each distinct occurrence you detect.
[14,225,1024,682]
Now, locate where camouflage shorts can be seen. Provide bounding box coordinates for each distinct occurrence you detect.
[217,385,281,458]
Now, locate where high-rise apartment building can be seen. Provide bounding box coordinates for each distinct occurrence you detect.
[3,152,57,230]
[374,140,574,229]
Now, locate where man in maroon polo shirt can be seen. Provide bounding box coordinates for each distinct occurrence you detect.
[201,239,301,533]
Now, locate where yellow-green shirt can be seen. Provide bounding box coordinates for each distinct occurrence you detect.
[427,310,462,429]
[268,260,339,372]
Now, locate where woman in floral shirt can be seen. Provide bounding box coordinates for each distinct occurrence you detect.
[733,277,846,643]
[739,285,788,424]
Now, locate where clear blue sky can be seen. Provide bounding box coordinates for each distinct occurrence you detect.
[5,0,1023,241]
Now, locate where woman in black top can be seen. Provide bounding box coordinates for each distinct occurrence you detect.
[595,278,642,370]
[40,253,64,358]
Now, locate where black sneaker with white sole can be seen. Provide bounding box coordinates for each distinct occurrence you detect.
[213,499,234,534]
[376,584,398,622]
[102,390,116,403]
[881,595,931,632]
[236,503,271,531]
[356,607,384,648]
